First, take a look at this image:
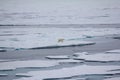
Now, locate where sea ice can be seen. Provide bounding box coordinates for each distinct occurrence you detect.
[0,27,120,50]
[0,74,8,77]
[0,59,9,62]
[16,74,31,77]
[14,65,120,80]
[73,52,89,56]
[104,77,120,80]
[0,49,6,52]
[45,55,69,59]
[57,59,82,64]
[73,53,120,62]
[106,49,120,53]
[0,60,58,71]
[0,0,120,24]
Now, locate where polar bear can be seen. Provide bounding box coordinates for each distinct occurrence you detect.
[58,38,64,43]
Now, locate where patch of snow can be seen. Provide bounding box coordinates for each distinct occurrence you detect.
[0,60,58,71]
[74,53,120,62]
[14,65,120,80]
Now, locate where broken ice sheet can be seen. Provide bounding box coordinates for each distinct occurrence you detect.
[73,53,120,62]
[0,49,6,52]
[45,55,70,59]
[0,60,58,71]
[104,77,120,80]
[14,65,120,80]
[0,27,120,50]
[106,49,120,53]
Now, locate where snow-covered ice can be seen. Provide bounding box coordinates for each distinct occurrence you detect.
[106,49,120,53]
[73,52,89,56]
[0,59,9,62]
[14,65,120,80]
[16,74,31,77]
[57,59,82,64]
[45,55,69,59]
[0,60,58,71]
[74,53,120,62]
[0,27,120,50]
[0,49,6,52]
[0,0,120,24]
[104,77,120,80]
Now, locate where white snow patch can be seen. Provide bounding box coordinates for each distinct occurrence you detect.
[0,60,58,71]
[14,65,120,80]
[74,53,120,62]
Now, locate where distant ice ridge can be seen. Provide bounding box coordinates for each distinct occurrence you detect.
[0,0,120,24]
[14,65,120,80]
[0,27,120,50]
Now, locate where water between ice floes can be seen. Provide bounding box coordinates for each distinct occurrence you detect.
[0,25,120,80]
[0,49,120,80]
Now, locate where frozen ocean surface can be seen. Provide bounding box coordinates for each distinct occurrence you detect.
[0,0,120,80]
[73,52,120,62]
[0,0,120,24]
[0,50,120,80]
[14,65,120,80]
[0,27,120,50]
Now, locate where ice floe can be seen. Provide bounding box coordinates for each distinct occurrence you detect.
[45,55,69,59]
[0,74,8,77]
[106,49,120,53]
[57,59,82,64]
[14,65,120,80]
[0,59,8,62]
[104,77,120,80]
[0,60,58,71]
[73,53,120,62]
[73,52,89,56]
[0,49,6,52]
[16,74,31,77]
[0,27,120,50]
